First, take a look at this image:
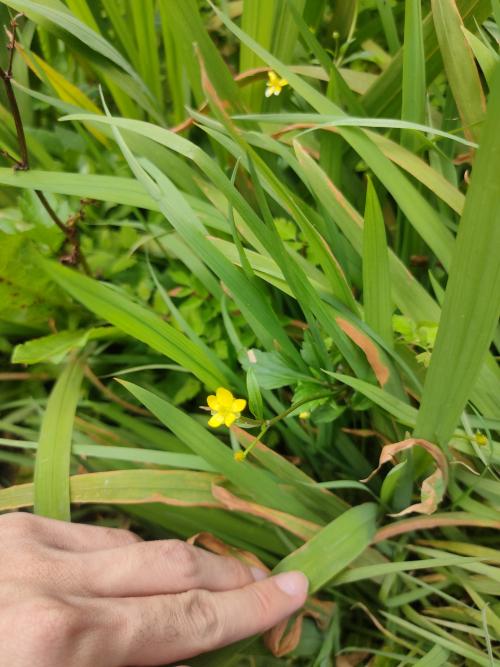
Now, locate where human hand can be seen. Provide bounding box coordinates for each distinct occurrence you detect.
[0,512,308,666]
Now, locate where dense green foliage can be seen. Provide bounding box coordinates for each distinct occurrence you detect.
[1,1,499,664]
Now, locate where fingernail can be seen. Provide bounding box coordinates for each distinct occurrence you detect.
[251,566,269,581]
[274,571,309,596]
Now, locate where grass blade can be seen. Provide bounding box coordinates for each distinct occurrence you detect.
[34,355,84,520]
[239,0,275,109]
[39,259,227,388]
[1,470,222,511]
[376,0,401,54]
[431,0,487,143]
[119,380,324,522]
[415,65,500,444]
[274,503,378,592]
[362,178,393,348]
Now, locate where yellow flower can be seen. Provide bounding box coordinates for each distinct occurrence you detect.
[265,71,288,98]
[207,387,247,428]
[299,411,311,420]
[234,450,246,462]
[474,432,488,446]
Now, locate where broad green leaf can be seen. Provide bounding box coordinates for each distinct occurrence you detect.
[0,233,64,330]
[11,327,115,364]
[274,503,378,592]
[34,355,84,520]
[129,0,162,107]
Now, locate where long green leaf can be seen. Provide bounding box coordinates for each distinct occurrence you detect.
[0,437,215,471]
[34,355,84,520]
[39,259,227,388]
[119,380,325,522]
[1,470,222,511]
[209,2,456,271]
[274,503,378,592]
[432,0,486,143]
[415,65,500,443]
[2,0,149,97]
[362,0,491,118]
[363,179,393,347]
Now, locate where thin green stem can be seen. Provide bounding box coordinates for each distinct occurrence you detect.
[240,391,333,459]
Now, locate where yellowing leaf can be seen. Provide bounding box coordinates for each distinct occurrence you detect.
[16,46,108,145]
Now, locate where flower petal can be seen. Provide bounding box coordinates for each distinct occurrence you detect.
[274,89,281,96]
[232,398,246,412]
[208,413,225,428]
[265,86,274,98]
[268,71,278,84]
[207,395,219,410]
[279,78,288,87]
[216,387,234,409]
[224,413,237,427]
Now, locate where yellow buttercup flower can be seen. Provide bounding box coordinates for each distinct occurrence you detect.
[233,450,246,462]
[265,71,288,97]
[474,432,488,446]
[207,387,247,428]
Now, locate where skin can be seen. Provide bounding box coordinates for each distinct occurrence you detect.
[0,512,308,666]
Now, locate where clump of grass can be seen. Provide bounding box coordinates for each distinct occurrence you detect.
[0,0,499,664]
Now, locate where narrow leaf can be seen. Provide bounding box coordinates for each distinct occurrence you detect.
[34,356,84,520]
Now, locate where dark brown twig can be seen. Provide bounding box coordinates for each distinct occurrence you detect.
[0,14,91,275]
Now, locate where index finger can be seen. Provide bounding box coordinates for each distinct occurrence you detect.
[100,570,308,665]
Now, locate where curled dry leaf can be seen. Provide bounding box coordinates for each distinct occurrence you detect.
[264,597,335,657]
[361,438,449,516]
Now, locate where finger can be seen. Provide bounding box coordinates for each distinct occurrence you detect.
[75,539,267,597]
[103,570,308,665]
[1,512,142,552]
